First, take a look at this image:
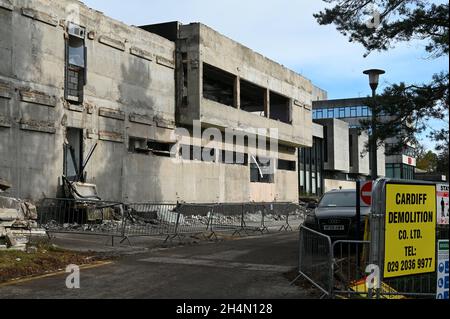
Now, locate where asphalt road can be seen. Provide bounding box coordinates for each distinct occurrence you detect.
[0,231,317,299]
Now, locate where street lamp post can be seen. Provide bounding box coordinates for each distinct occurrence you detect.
[363,69,385,181]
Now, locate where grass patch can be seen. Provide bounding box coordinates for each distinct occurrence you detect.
[0,239,106,283]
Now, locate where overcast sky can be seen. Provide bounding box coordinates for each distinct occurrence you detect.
[82,0,448,150]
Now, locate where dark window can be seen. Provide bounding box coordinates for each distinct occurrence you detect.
[323,126,328,162]
[315,109,323,119]
[68,37,85,68]
[349,134,354,168]
[219,150,248,166]
[203,63,236,107]
[240,79,266,117]
[129,137,150,154]
[250,156,274,183]
[278,159,296,171]
[270,91,291,124]
[327,108,334,118]
[65,23,86,104]
[386,163,402,179]
[64,127,83,181]
[129,138,174,157]
[182,53,188,107]
[148,141,174,157]
[402,164,415,180]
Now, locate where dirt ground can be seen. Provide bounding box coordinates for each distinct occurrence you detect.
[0,239,108,283]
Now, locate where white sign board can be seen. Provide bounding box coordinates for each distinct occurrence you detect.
[436,184,449,225]
[402,155,417,167]
[437,240,449,300]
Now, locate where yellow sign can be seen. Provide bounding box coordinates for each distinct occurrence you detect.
[384,184,436,278]
[348,279,406,299]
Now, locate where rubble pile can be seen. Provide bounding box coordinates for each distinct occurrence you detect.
[38,204,307,236]
[43,219,124,234]
[0,195,45,251]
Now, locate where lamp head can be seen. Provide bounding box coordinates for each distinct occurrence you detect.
[363,69,386,92]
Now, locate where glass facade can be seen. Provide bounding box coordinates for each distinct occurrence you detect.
[385,163,415,180]
[313,106,372,120]
[299,137,324,196]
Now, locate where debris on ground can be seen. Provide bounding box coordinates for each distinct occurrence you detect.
[39,203,307,234]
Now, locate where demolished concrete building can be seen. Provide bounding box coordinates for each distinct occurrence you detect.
[0,0,327,204]
[0,181,43,250]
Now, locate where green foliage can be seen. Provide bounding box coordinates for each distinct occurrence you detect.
[416,150,438,172]
[315,0,449,153]
[315,0,449,57]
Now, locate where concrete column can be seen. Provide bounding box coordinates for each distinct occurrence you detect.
[264,89,270,118]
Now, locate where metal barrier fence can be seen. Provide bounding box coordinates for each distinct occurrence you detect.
[331,240,371,299]
[294,225,448,299]
[38,198,125,236]
[37,199,306,244]
[291,225,333,298]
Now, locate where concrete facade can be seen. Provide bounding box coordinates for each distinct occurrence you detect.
[300,117,386,196]
[349,129,370,176]
[142,22,327,147]
[0,0,325,203]
[0,0,177,202]
[313,97,410,180]
[315,119,350,173]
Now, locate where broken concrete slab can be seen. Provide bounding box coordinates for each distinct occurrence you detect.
[0,195,19,206]
[0,208,23,221]
[5,231,18,246]
[22,202,38,220]
[0,194,42,250]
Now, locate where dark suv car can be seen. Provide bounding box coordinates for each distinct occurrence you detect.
[303,189,370,240]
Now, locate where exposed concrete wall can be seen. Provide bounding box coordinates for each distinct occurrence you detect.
[316,118,349,173]
[312,123,324,139]
[178,23,317,148]
[377,144,386,177]
[349,129,370,176]
[0,0,175,201]
[0,0,310,203]
[324,179,356,193]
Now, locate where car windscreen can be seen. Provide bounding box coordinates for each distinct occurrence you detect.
[319,192,368,207]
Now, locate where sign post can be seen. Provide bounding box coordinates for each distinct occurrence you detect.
[383,183,436,278]
[437,240,449,299]
[356,180,361,241]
